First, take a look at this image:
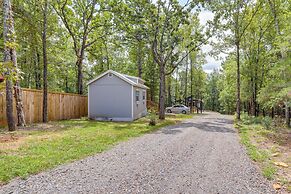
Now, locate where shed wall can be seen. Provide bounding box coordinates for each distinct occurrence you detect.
[88,74,132,121]
[133,86,147,119]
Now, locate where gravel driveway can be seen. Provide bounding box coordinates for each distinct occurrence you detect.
[0,112,273,194]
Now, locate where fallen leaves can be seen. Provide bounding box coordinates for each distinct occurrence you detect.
[273,183,281,190]
[274,162,289,168]
[271,153,279,157]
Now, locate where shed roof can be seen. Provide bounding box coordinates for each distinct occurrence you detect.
[122,74,146,83]
[87,70,149,89]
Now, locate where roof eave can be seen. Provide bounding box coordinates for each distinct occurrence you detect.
[87,70,139,86]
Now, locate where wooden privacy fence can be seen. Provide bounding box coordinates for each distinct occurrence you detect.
[0,88,88,126]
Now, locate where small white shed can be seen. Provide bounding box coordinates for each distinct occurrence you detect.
[87,70,149,121]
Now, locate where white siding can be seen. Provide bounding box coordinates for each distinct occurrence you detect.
[132,86,147,119]
[88,74,133,121]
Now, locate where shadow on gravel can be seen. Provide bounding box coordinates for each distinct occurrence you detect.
[215,118,233,125]
[158,116,235,135]
[159,124,183,134]
[161,121,236,134]
[193,122,235,133]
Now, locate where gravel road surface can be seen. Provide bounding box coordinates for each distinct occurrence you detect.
[0,112,273,194]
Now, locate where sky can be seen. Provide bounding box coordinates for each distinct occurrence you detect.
[178,0,224,73]
[198,10,225,74]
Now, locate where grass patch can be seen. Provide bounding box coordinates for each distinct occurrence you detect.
[238,114,291,192]
[239,125,269,162]
[262,164,277,180]
[238,124,277,180]
[0,114,193,184]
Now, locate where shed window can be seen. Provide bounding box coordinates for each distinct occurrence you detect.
[142,91,146,100]
[136,90,140,101]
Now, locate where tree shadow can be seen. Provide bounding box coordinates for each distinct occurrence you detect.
[215,118,234,125]
[192,122,236,133]
[159,119,235,135]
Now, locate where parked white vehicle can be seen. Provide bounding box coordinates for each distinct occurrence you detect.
[166,105,190,114]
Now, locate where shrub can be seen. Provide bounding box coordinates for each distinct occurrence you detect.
[148,113,156,126]
[241,112,252,125]
[241,112,273,129]
[261,116,272,130]
[252,116,263,124]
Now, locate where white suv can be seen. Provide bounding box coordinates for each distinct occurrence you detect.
[166,105,190,114]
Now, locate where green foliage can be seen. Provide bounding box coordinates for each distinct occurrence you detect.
[261,117,272,130]
[239,125,269,162]
[204,70,221,112]
[258,57,291,109]
[262,164,277,180]
[241,112,273,129]
[218,57,236,114]
[0,62,20,83]
[238,124,279,180]
[148,113,157,126]
[1,0,289,122]
[208,0,291,118]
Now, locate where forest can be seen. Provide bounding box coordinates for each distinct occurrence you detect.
[0,0,290,131]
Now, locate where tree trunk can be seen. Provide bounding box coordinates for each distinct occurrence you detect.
[76,54,84,94]
[14,82,25,126]
[267,0,280,36]
[285,103,290,128]
[190,58,193,113]
[250,76,256,116]
[42,0,48,123]
[159,63,166,120]
[175,67,179,103]
[150,59,156,102]
[65,75,69,93]
[196,101,201,114]
[235,0,241,120]
[10,16,25,127]
[104,41,110,70]
[257,104,260,116]
[12,37,25,126]
[3,0,15,130]
[184,58,188,106]
[212,96,215,111]
[35,52,41,89]
[137,40,143,78]
[236,41,241,120]
[5,80,15,131]
[4,0,25,129]
[167,77,171,106]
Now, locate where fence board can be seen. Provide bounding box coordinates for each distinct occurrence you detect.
[0,88,88,126]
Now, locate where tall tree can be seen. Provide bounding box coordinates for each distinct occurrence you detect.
[53,0,103,94]
[205,70,220,112]
[149,1,207,119]
[211,0,262,120]
[42,0,48,122]
[3,0,26,130]
[184,55,189,105]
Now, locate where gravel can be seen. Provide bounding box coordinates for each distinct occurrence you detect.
[0,112,274,194]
